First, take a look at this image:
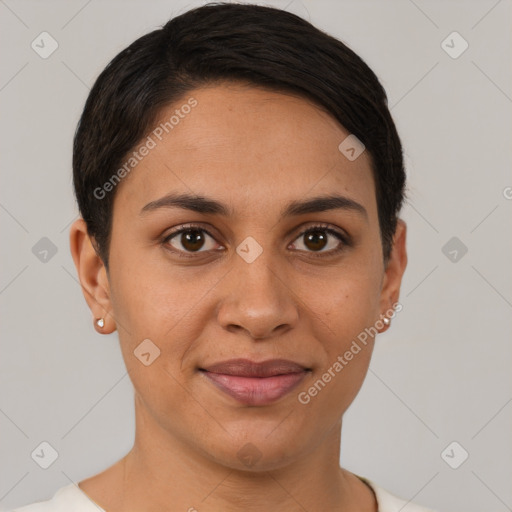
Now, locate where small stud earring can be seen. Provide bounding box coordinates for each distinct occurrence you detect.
[96,318,105,328]
[382,317,391,326]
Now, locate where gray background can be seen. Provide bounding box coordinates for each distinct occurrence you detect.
[1,0,511,510]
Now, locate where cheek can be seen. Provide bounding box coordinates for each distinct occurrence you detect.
[108,266,197,423]
[297,274,378,415]
[109,244,206,334]
[300,263,382,346]
[324,284,381,344]
[293,268,380,415]
[107,251,220,390]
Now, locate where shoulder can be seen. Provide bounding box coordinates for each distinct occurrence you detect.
[8,484,105,512]
[358,476,438,512]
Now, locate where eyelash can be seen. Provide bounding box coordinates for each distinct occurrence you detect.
[161,223,350,259]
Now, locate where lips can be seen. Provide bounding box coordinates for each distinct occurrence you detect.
[199,358,310,406]
[202,358,309,377]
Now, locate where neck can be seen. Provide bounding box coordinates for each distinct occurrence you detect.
[84,395,376,512]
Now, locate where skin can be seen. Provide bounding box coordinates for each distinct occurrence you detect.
[70,82,407,512]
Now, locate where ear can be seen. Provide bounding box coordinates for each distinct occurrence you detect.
[69,218,116,334]
[378,218,408,331]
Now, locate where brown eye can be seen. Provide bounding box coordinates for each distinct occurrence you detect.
[303,230,328,251]
[179,230,205,251]
[163,227,219,254]
[290,225,347,256]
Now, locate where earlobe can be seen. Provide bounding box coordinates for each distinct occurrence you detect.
[69,218,116,334]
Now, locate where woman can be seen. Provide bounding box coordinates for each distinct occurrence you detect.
[13,3,437,511]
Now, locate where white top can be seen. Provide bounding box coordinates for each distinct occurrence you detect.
[10,476,437,512]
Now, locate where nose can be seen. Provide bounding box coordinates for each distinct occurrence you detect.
[216,253,299,340]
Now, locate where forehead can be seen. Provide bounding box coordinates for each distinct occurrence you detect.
[113,83,377,221]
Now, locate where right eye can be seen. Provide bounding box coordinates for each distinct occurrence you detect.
[161,225,223,257]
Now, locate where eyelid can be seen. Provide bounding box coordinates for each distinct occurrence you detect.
[161,222,350,258]
[161,223,222,258]
[290,222,349,243]
[289,223,350,258]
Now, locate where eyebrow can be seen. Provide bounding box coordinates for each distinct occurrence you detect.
[140,192,368,221]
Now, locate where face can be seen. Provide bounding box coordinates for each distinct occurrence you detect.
[72,83,407,472]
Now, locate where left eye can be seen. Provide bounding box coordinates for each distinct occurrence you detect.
[290,226,346,254]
